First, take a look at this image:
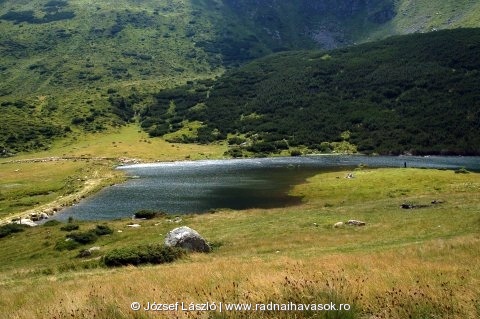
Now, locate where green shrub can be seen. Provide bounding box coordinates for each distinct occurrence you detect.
[66,231,98,245]
[60,224,80,231]
[103,244,184,267]
[54,239,80,251]
[224,148,243,158]
[290,150,302,157]
[94,224,114,235]
[134,210,164,219]
[43,220,61,227]
[455,167,470,174]
[60,225,112,247]
[0,223,28,238]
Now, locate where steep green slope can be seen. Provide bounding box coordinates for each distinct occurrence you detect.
[0,0,219,154]
[1,0,480,155]
[369,0,480,40]
[140,29,480,156]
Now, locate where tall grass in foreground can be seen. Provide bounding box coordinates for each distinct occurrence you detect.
[29,239,480,319]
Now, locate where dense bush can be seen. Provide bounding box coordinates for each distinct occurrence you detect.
[66,231,98,245]
[454,167,470,174]
[0,223,28,239]
[134,210,165,219]
[103,244,184,267]
[63,224,113,245]
[60,224,80,231]
[54,239,80,251]
[93,225,114,236]
[43,220,61,227]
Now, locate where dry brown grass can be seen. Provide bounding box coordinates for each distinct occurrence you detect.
[2,234,479,318]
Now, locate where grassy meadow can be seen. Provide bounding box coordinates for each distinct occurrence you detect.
[0,167,478,318]
[13,124,227,161]
[0,125,226,223]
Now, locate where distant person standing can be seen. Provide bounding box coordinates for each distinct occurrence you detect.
[404,162,407,168]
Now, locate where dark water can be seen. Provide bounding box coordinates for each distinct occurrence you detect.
[54,156,480,221]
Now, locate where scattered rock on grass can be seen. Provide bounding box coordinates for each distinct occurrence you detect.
[333,222,344,228]
[164,226,210,253]
[347,220,366,226]
[127,224,141,228]
[77,246,101,258]
[168,217,183,223]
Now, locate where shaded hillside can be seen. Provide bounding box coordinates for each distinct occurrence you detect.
[140,29,480,156]
[1,0,480,154]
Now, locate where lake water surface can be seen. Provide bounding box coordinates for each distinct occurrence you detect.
[55,156,480,221]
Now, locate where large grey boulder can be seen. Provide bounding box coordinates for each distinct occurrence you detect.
[164,226,211,253]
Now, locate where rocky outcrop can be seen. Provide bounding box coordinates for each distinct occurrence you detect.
[164,226,211,253]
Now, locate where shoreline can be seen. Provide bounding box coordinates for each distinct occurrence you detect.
[0,159,125,226]
[2,154,479,226]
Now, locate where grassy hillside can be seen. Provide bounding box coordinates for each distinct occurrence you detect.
[369,0,480,40]
[1,0,480,155]
[0,0,223,155]
[0,168,479,318]
[142,28,480,156]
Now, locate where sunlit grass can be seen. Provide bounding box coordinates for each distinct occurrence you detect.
[0,161,87,219]
[16,124,227,161]
[0,168,479,318]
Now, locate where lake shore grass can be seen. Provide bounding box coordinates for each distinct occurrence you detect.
[0,124,227,224]
[0,167,478,318]
[0,159,124,224]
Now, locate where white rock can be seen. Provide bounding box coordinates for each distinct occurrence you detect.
[127,224,141,228]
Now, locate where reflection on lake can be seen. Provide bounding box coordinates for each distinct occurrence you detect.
[55,155,480,221]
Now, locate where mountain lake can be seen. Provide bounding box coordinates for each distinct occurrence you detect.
[53,155,480,221]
